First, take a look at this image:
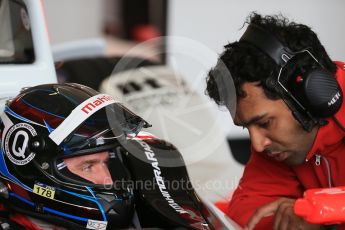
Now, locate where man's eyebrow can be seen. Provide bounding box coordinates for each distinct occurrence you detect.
[76,159,99,168]
[234,114,267,127]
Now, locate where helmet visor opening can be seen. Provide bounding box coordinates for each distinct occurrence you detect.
[54,151,130,189]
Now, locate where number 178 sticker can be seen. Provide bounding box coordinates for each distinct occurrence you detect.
[33,182,55,199]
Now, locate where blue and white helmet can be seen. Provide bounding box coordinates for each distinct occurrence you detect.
[0,83,150,229]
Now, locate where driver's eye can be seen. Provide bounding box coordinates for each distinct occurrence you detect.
[82,164,93,172]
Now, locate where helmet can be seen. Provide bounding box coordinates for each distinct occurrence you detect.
[0,83,150,229]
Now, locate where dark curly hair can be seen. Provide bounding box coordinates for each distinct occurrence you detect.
[206,13,336,106]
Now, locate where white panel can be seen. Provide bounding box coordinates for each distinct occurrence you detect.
[42,0,104,44]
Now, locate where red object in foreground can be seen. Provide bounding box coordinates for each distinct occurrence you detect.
[295,186,345,225]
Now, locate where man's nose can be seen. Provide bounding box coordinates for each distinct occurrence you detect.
[249,128,271,153]
[96,165,113,185]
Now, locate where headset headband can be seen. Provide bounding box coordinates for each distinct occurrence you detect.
[240,24,295,66]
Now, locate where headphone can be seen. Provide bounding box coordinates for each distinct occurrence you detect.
[239,23,343,131]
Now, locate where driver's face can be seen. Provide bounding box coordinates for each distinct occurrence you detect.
[64,151,113,184]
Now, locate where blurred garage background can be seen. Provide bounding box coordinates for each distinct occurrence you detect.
[41,0,345,202]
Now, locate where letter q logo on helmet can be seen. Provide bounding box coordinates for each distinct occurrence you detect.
[4,123,37,165]
[0,83,150,229]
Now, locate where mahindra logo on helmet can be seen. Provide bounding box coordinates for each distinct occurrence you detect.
[328,91,341,107]
[81,95,114,114]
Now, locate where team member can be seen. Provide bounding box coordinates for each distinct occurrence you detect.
[206,13,345,229]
